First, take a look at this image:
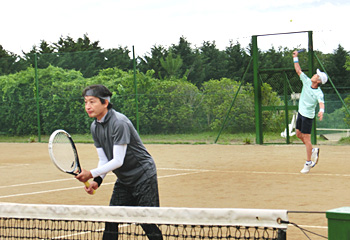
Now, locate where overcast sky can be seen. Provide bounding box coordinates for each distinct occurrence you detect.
[2,0,350,57]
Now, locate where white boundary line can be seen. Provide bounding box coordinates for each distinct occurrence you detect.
[0,178,74,189]
[297,225,327,229]
[159,167,350,177]
[0,170,202,191]
[0,186,85,199]
[1,167,350,199]
[0,171,204,199]
[0,163,30,169]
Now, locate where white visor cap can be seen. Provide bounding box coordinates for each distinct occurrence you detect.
[316,69,328,84]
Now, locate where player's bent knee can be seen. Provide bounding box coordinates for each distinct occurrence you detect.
[296,131,302,139]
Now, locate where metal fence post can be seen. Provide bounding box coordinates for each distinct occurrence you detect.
[132,46,139,134]
[34,53,41,142]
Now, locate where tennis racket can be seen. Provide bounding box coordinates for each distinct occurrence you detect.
[48,129,95,194]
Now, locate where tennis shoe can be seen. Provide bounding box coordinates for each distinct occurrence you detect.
[311,148,320,165]
[300,161,316,174]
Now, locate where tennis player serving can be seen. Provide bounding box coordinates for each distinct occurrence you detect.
[76,84,163,239]
[293,51,327,174]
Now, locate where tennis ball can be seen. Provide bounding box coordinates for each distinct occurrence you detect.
[290,19,292,22]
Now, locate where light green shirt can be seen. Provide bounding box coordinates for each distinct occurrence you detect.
[298,72,324,119]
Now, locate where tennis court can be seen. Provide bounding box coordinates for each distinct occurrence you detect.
[1,143,349,239]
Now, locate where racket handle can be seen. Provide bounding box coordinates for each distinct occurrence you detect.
[297,49,306,53]
[83,181,96,195]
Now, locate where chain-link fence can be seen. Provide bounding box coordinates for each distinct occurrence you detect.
[0,51,349,143]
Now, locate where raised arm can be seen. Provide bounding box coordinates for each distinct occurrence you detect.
[293,51,302,76]
[318,102,325,121]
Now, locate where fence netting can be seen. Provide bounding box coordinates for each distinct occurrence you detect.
[0,51,349,143]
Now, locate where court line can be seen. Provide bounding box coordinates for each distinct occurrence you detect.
[0,163,30,169]
[0,168,330,232]
[0,178,74,189]
[0,171,200,191]
[0,180,118,199]
[158,167,350,177]
[159,168,211,172]
[0,169,207,190]
[1,167,349,198]
[0,172,117,189]
[0,186,86,199]
[2,166,348,190]
[298,225,327,229]
[0,171,204,199]
[158,171,205,178]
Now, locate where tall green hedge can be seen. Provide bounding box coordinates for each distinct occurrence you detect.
[0,66,284,135]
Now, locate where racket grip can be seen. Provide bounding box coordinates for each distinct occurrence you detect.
[83,181,96,195]
[297,49,306,53]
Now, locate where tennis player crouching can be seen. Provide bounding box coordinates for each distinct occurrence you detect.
[293,51,327,174]
[76,84,163,240]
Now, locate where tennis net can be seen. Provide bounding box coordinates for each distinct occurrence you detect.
[0,203,288,239]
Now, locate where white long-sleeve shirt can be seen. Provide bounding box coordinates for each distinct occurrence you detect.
[90,144,127,179]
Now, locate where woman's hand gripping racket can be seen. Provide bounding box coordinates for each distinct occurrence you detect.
[48,129,95,194]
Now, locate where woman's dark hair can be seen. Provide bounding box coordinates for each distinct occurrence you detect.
[82,84,113,109]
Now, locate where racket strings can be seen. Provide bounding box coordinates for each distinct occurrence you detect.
[51,132,77,173]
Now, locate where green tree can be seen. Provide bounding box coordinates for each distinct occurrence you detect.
[169,36,205,86]
[0,45,27,75]
[23,35,102,77]
[160,51,183,79]
[318,45,350,114]
[51,35,103,77]
[138,45,167,79]
[24,40,56,69]
[88,67,202,134]
[139,80,201,133]
[102,47,133,71]
[23,35,132,78]
[200,41,228,82]
[225,40,251,80]
[201,78,283,133]
[201,78,245,131]
[260,46,291,69]
[326,45,350,93]
[0,66,89,135]
[53,34,100,52]
[344,95,350,126]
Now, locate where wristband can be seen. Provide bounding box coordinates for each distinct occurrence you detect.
[293,57,299,63]
[93,176,103,187]
[319,108,324,113]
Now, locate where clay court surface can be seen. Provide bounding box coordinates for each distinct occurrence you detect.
[1,143,350,239]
